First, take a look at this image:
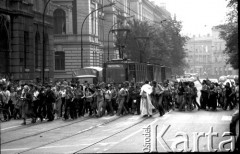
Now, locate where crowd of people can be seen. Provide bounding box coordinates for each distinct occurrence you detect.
[0,77,238,125]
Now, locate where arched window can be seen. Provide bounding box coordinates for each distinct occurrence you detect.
[35,32,40,68]
[53,9,66,34]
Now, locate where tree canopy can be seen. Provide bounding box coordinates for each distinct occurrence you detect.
[114,18,188,75]
[216,0,238,69]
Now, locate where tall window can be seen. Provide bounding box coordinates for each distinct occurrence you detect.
[35,32,40,68]
[91,4,96,35]
[24,31,29,68]
[44,34,49,68]
[53,9,66,34]
[55,51,65,70]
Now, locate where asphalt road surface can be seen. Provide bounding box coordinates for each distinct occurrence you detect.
[1,107,237,153]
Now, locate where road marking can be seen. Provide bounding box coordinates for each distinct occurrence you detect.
[1,125,21,131]
[221,116,232,121]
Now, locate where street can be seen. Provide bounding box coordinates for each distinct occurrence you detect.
[1,107,237,153]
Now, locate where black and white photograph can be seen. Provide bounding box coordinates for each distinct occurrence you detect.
[0,0,238,153]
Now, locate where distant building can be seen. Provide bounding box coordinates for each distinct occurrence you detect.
[184,28,238,78]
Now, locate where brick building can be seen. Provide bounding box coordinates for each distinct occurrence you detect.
[0,0,54,82]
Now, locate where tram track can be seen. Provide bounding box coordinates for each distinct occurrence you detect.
[72,114,157,154]
[1,118,64,133]
[1,116,92,144]
[16,112,160,154]
[17,115,125,154]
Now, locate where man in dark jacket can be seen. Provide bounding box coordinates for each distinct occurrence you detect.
[45,84,55,121]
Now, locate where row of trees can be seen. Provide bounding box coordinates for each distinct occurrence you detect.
[114,18,189,75]
[216,0,238,69]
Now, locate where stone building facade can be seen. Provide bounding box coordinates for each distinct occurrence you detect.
[50,0,171,80]
[52,0,105,80]
[184,27,238,78]
[0,0,54,82]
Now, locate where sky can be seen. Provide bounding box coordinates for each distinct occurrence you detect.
[153,0,230,37]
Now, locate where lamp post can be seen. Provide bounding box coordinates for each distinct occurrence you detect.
[80,2,115,68]
[135,36,150,63]
[107,15,134,61]
[108,22,120,61]
[111,28,130,59]
[42,0,51,85]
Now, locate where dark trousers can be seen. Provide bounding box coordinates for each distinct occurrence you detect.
[85,100,92,116]
[192,97,201,109]
[8,101,14,118]
[60,97,65,117]
[13,107,21,119]
[111,98,118,112]
[77,98,85,117]
[64,99,74,119]
[2,103,10,120]
[106,99,114,115]
[179,95,187,111]
[200,92,208,109]
[163,94,171,112]
[117,98,128,115]
[224,97,233,110]
[156,95,165,116]
[46,102,54,121]
[37,102,47,120]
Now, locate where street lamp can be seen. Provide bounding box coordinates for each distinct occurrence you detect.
[111,28,130,59]
[108,22,120,61]
[107,15,134,61]
[135,36,150,63]
[80,2,115,68]
[42,0,51,85]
